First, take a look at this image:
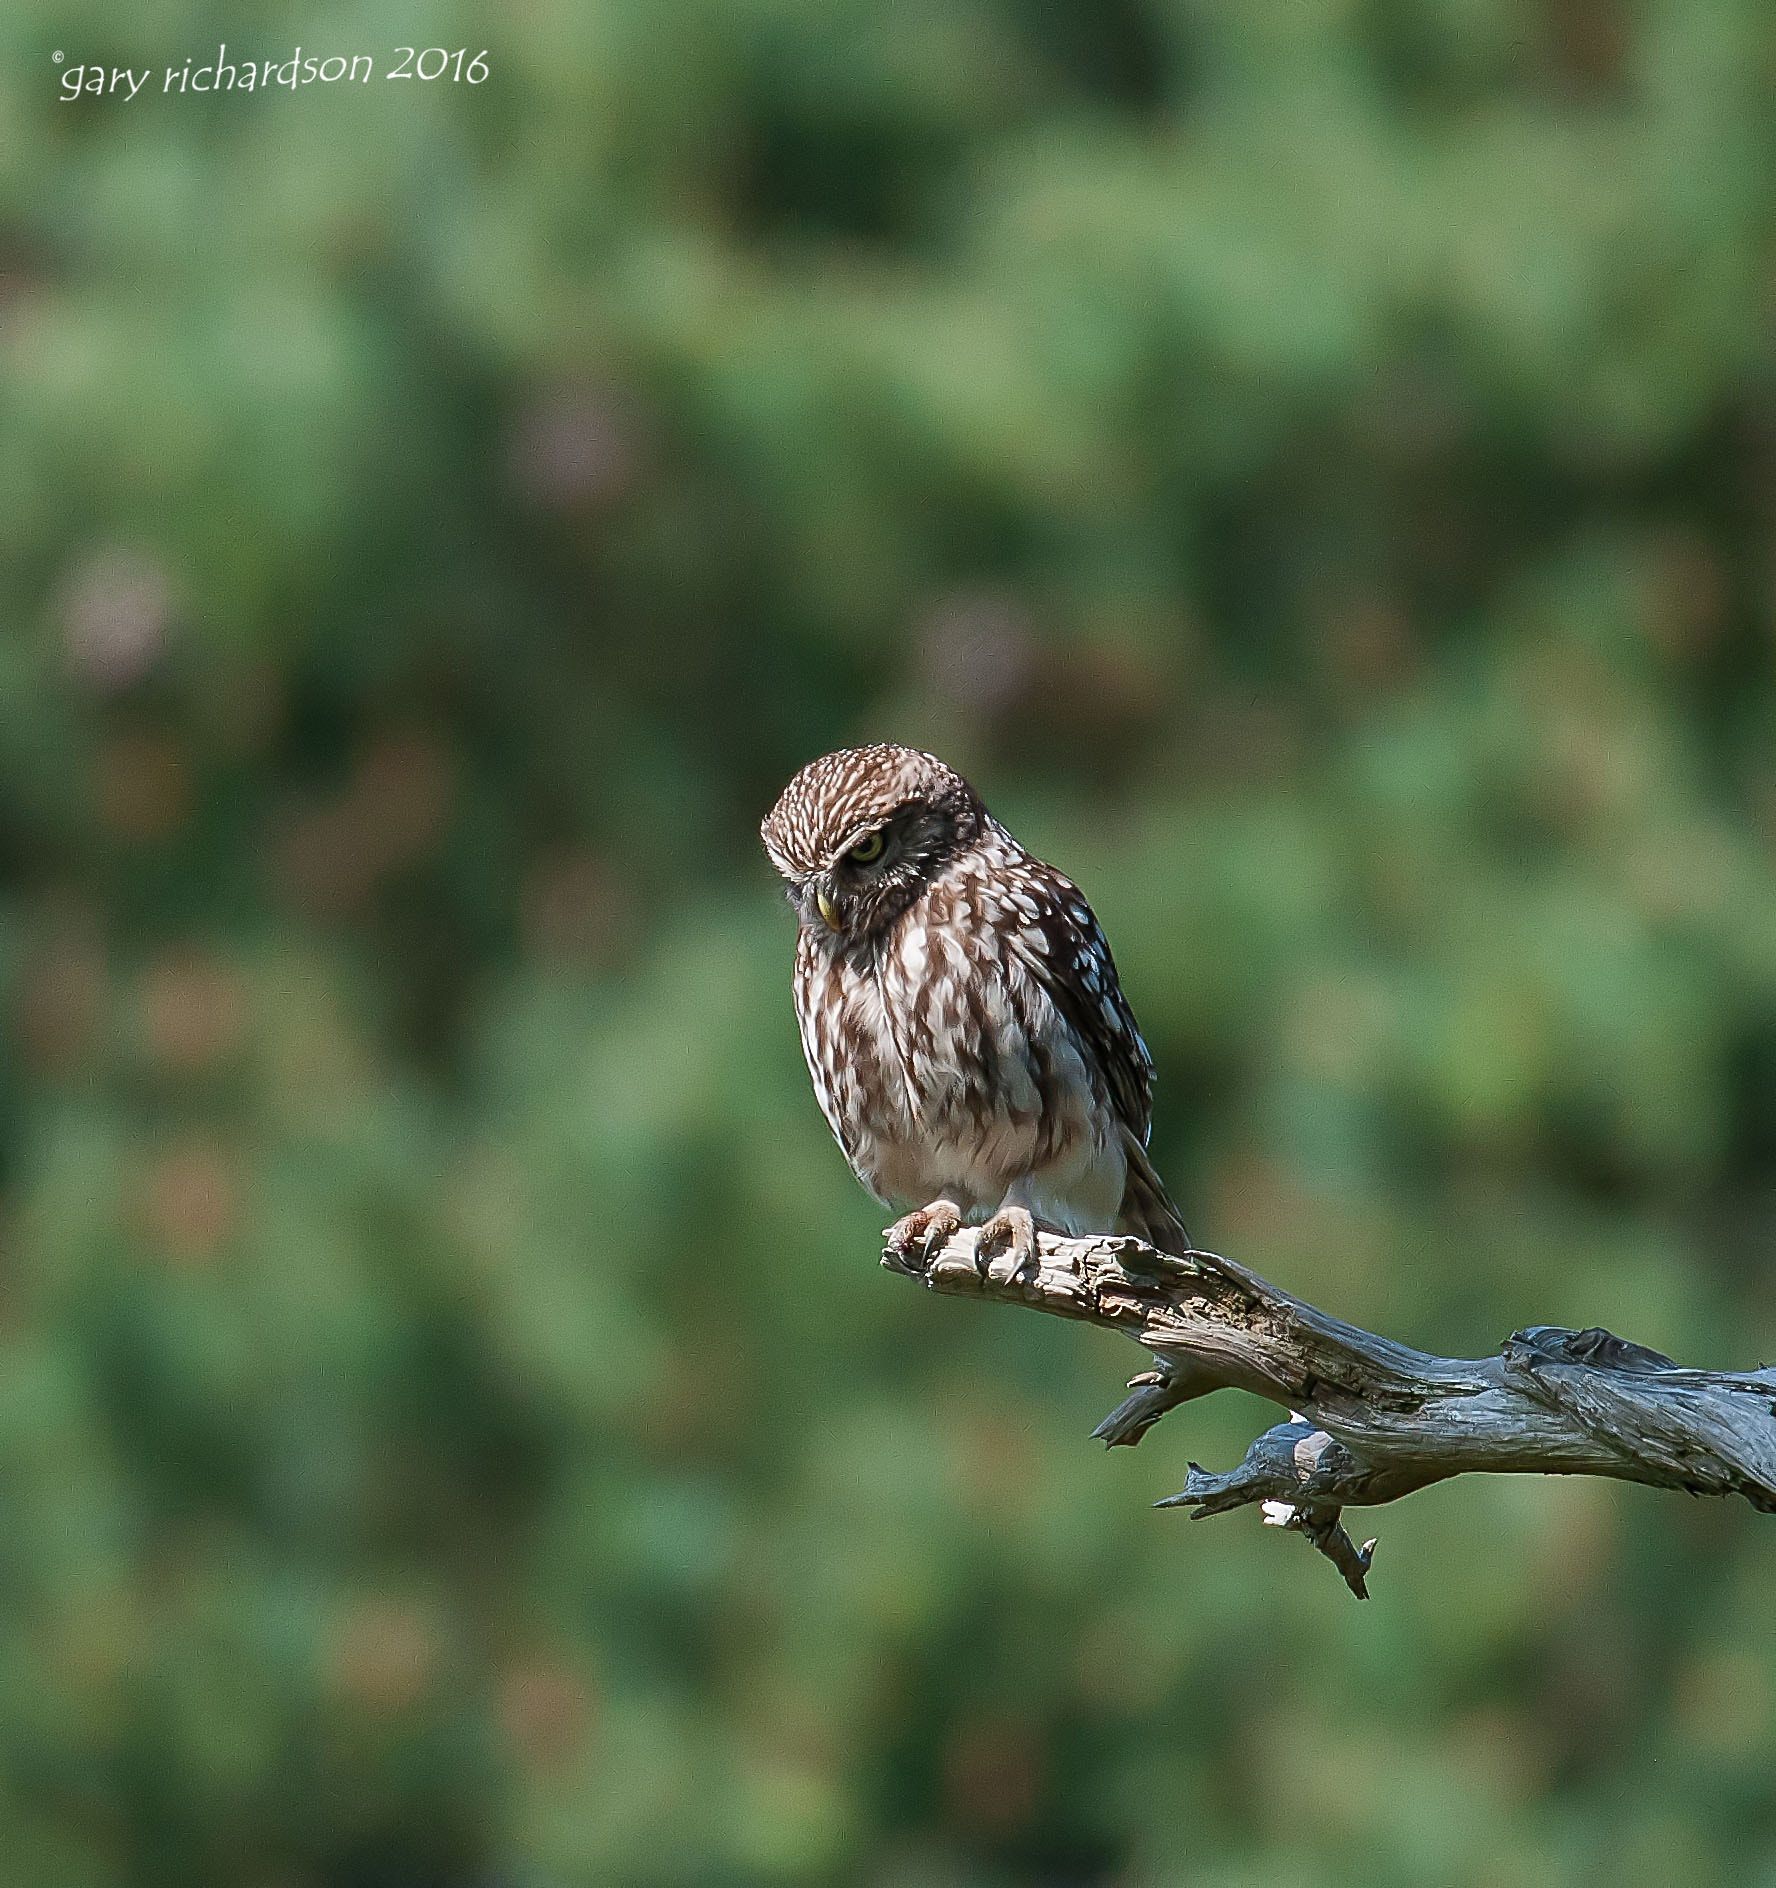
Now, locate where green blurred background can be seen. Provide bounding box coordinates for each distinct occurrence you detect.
[6,0,1776,1882]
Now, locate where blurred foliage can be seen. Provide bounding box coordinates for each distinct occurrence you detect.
[5,0,1776,1882]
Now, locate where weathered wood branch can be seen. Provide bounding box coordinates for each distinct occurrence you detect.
[881,1227,1776,1598]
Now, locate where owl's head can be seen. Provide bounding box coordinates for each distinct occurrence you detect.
[761,744,985,944]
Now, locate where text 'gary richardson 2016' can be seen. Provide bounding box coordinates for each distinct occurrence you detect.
[57,45,490,100]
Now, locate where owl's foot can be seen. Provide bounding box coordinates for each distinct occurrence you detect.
[883,1198,964,1272]
[973,1205,1038,1288]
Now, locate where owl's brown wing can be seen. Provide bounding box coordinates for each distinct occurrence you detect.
[1010,860,1192,1256]
[1010,861,1154,1135]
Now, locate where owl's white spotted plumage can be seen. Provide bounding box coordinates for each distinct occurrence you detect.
[761,744,1190,1274]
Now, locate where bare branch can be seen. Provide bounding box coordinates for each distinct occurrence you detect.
[882,1227,1776,1596]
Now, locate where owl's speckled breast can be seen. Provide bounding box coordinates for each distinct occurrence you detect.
[793,866,1125,1233]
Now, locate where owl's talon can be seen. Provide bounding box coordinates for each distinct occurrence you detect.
[973,1206,1038,1287]
[885,1198,964,1268]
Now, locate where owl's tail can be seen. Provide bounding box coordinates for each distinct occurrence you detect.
[1115,1128,1193,1257]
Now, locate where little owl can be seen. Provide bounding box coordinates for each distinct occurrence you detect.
[761,744,1190,1277]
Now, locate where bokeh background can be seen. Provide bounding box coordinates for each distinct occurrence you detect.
[6,1,1776,1882]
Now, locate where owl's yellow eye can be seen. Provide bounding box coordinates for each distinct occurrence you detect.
[847,830,886,864]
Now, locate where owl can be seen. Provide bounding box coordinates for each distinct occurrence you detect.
[760,744,1190,1277]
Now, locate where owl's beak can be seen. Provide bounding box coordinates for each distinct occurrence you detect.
[815,886,841,930]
